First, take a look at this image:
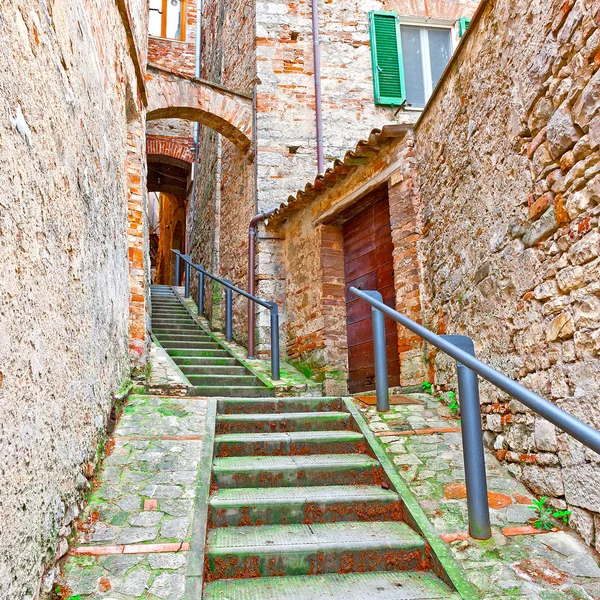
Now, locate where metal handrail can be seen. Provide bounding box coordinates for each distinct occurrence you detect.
[171,249,280,380]
[350,286,600,540]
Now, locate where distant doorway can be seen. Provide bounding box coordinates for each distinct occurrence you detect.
[342,186,400,394]
[153,193,186,285]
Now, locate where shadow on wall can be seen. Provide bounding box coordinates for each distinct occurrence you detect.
[154,193,186,285]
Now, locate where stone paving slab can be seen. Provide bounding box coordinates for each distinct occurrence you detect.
[360,393,600,599]
[56,396,205,599]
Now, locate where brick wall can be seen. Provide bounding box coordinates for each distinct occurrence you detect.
[415,0,600,548]
[148,0,198,76]
[0,0,146,595]
[255,0,477,209]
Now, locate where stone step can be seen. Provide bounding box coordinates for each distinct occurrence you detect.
[217,397,345,415]
[151,313,191,320]
[153,332,214,342]
[184,374,261,387]
[189,385,275,398]
[167,349,231,358]
[205,521,426,580]
[172,356,239,367]
[212,454,383,488]
[152,313,197,325]
[181,365,249,376]
[152,324,204,333]
[203,571,460,599]
[216,411,352,433]
[214,430,366,457]
[160,341,222,350]
[209,484,401,526]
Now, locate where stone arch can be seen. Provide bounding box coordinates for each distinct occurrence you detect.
[147,135,195,164]
[146,65,253,152]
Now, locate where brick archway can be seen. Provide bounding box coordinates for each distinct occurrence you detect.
[147,135,195,164]
[146,65,253,151]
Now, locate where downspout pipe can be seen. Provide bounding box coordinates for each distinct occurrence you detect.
[193,0,202,147]
[311,0,325,175]
[248,207,278,359]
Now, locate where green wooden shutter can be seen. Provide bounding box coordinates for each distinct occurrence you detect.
[458,17,471,37]
[369,11,405,106]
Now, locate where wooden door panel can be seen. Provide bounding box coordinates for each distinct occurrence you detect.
[343,234,376,263]
[377,267,395,290]
[344,249,379,281]
[343,191,400,394]
[344,271,378,301]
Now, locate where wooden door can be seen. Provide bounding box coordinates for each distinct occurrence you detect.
[343,189,400,393]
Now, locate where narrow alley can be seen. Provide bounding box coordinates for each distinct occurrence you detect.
[2,0,600,598]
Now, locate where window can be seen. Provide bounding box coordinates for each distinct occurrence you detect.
[400,25,452,108]
[369,11,463,109]
[369,12,405,106]
[149,0,186,41]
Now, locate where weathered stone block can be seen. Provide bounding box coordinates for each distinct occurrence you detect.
[521,465,565,496]
[564,464,600,512]
[573,295,600,328]
[534,419,558,451]
[523,206,559,247]
[533,280,558,300]
[569,506,595,546]
[572,69,600,130]
[546,107,582,158]
[569,229,600,265]
[547,312,574,341]
[556,264,584,292]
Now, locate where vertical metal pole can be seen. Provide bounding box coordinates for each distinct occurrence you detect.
[225,286,233,341]
[442,335,491,540]
[197,270,204,315]
[270,303,280,380]
[184,259,191,298]
[365,291,390,412]
[174,253,181,287]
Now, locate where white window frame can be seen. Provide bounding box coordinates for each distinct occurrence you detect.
[398,17,459,110]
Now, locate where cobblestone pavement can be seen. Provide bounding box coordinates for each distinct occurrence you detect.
[56,395,207,599]
[360,393,600,600]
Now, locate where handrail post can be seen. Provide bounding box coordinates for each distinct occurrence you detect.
[174,253,181,287]
[269,302,281,380]
[197,269,204,316]
[184,257,191,298]
[225,285,233,341]
[442,335,491,540]
[365,291,390,412]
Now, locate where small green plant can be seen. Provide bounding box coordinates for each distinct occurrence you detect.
[421,381,433,394]
[528,496,571,530]
[553,509,571,525]
[447,391,459,414]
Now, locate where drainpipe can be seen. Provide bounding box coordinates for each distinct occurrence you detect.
[248,207,277,358]
[193,0,202,148]
[311,0,325,175]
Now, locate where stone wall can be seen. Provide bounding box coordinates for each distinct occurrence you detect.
[415,0,600,548]
[0,0,146,596]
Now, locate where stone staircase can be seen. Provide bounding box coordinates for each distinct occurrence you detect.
[201,396,463,599]
[150,285,273,397]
